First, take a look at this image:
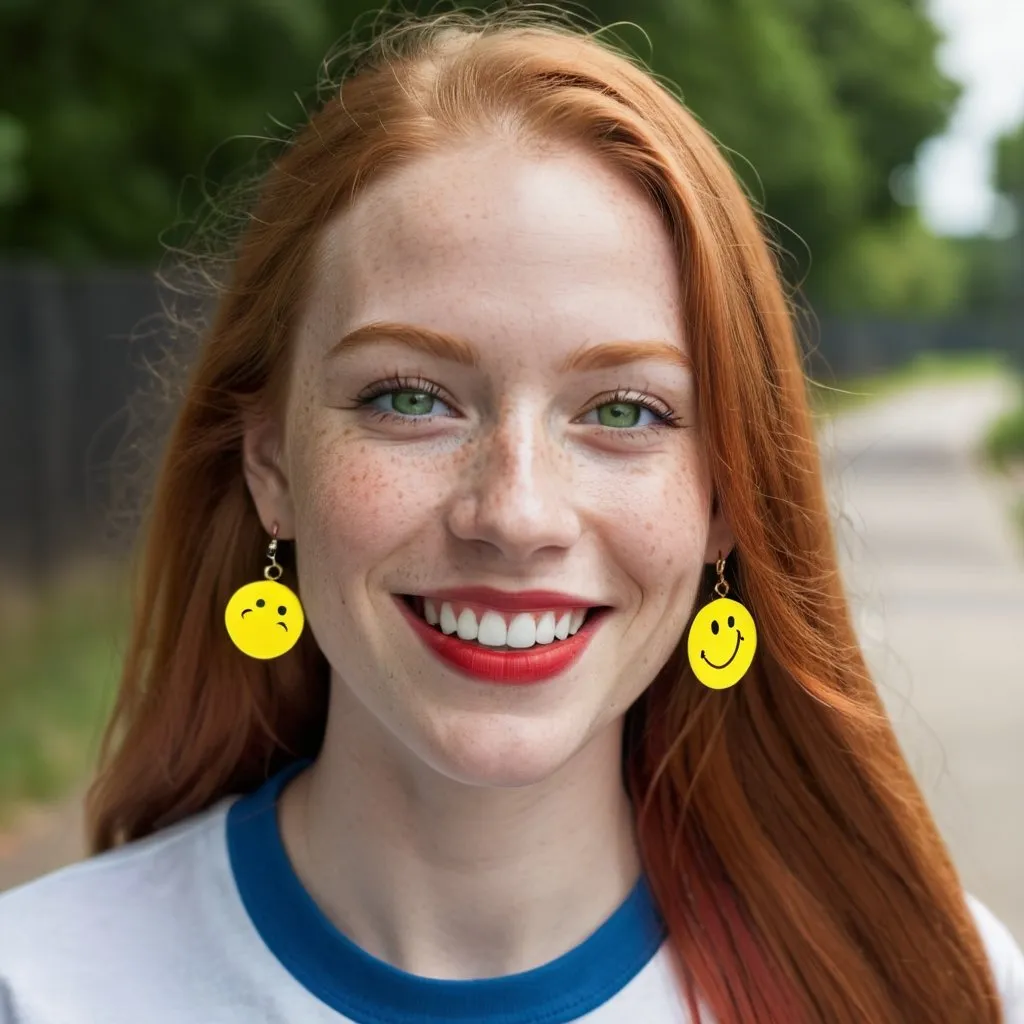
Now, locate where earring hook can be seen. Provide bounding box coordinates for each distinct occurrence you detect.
[265,523,283,581]
[714,551,730,598]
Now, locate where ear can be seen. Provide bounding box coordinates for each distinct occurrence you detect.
[703,490,735,564]
[242,416,296,539]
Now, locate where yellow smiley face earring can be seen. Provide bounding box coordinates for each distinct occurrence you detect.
[225,524,306,660]
[686,553,757,690]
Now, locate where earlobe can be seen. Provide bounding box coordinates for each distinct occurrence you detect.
[242,418,296,538]
[704,492,735,564]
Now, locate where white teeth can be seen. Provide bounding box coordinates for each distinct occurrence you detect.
[506,613,538,649]
[421,600,594,648]
[534,611,556,645]
[439,602,459,635]
[553,612,571,640]
[476,610,507,647]
[456,607,478,641]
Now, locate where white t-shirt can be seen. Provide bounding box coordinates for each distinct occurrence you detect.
[0,761,1021,1024]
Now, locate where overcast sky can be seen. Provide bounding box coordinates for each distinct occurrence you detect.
[915,0,1024,236]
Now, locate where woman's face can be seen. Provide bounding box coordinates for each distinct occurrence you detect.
[246,137,731,787]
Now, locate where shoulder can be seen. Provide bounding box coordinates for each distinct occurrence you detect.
[0,798,239,1016]
[0,796,233,931]
[965,893,1024,1020]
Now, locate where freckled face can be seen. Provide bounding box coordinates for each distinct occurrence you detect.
[272,138,728,786]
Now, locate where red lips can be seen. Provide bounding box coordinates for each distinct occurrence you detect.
[395,596,607,685]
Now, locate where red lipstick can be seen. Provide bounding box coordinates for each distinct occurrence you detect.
[395,596,606,685]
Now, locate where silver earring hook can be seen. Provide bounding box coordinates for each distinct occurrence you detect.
[265,523,283,581]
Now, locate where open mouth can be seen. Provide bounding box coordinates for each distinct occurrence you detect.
[398,595,606,652]
[394,594,611,685]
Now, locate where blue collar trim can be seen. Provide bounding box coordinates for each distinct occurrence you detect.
[227,760,668,1024]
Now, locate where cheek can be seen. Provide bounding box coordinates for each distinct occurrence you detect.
[293,425,457,571]
[583,444,712,594]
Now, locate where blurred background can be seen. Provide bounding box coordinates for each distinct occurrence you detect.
[1,0,1023,940]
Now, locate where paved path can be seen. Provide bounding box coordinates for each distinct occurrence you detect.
[820,375,1024,943]
[2,378,1023,948]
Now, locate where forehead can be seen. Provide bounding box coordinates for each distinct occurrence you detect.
[308,138,687,353]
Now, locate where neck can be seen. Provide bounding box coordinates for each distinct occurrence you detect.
[277,681,643,980]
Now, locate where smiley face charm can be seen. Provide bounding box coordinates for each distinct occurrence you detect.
[225,579,305,660]
[687,596,757,690]
[226,527,305,660]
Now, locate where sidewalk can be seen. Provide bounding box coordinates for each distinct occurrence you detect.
[820,375,1024,943]
[2,377,1023,941]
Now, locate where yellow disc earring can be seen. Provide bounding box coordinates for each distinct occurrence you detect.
[224,524,306,660]
[686,553,757,690]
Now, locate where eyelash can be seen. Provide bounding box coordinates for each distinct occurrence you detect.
[584,389,682,434]
[352,376,682,435]
[354,376,454,422]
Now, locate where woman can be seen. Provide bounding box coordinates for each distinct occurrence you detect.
[1,9,1022,1023]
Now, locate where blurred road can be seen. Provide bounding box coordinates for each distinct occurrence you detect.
[820,375,1024,943]
[2,377,1023,949]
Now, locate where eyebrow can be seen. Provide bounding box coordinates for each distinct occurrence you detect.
[326,321,692,372]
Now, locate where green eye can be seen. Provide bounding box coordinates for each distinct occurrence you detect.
[596,402,642,428]
[364,384,455,420]
[391,391,437,416]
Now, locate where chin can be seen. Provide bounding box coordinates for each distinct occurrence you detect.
[412,713,597,790]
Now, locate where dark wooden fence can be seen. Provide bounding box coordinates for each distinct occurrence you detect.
[0,265,171,580]
[1,262,1022,580]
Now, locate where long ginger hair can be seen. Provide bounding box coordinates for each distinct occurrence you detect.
[87,9,1002,1022]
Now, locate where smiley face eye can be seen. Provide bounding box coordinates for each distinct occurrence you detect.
[278,606,287,616]
[256,598,266,608]
[728,615,735,628]
[711,620,719,635]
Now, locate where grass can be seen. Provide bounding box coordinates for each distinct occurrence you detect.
[0,564,129,828]
[807,350,1014,418]
[984,394,1024,469]
[1012,497,1024,540]
[984,386,1024,548]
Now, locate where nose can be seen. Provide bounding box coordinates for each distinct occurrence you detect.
[445,409,582,561]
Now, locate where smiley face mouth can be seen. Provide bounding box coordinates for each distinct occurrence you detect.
[700,631,744,670]
[239,609,289,631]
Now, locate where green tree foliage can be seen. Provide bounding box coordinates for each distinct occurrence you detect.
[584,0,960,310]
[954,235,1014,314]
[990,122,1024,375]
[0,0,381,261]
[993,121,1024,316]
[0,0,961,312]
[817,211,967,315]
[995,121,1024,202]
[957,121,1024,315]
